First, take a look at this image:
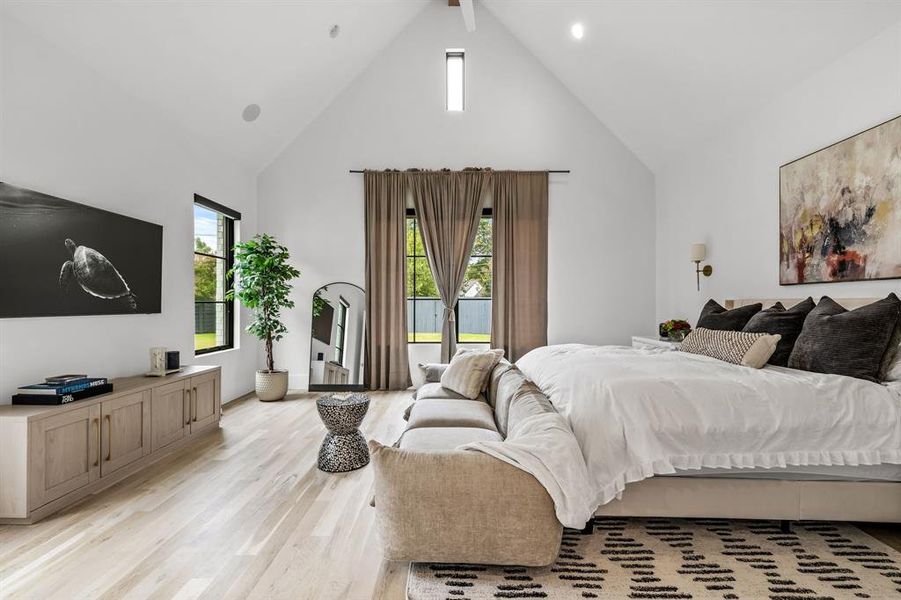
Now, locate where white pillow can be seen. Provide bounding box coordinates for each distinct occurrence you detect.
[440,348,505,399]
[680,328,781,369]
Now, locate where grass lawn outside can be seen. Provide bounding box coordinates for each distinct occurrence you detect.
[194,332,219,351]
[408,333,490,343]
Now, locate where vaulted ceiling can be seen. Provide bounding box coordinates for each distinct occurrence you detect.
[4,0,900,173]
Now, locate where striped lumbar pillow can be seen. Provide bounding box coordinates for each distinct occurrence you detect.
[680,327,781,368]
[440,348,505,400]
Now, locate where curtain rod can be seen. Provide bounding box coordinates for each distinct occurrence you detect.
[348,169,570,174]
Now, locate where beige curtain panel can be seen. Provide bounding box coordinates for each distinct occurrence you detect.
[364,171,411,390]
[408,170,492,363]
[491,171,549,362]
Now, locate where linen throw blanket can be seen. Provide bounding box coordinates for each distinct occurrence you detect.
[490,344,901,523]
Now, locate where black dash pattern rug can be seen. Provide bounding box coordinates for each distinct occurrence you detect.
[407,518,901,599]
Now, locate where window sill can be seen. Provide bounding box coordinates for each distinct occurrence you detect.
[195,347,236,358]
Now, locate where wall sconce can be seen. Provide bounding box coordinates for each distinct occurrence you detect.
[690,243,713,290]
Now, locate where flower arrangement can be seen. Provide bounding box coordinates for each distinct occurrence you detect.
[659,319,692,341]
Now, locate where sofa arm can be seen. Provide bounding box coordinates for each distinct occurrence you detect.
[369,441,562,566]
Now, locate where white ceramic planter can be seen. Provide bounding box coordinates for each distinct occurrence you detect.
[256,370,288,401]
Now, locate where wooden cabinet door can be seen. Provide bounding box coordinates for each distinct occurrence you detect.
[101,390,151,476]
[29,404,101,509]
[151,380,189,452]
[189,371,219,433]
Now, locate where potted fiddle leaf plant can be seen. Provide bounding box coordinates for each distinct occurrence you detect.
[227,234,300,401]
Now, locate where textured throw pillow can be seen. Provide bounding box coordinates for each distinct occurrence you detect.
[697,299,762,331]
[440,348,505,400]
[742,298,815,366]
[788,294,901,382]
[680,327,781,368]
[417,362,448,384]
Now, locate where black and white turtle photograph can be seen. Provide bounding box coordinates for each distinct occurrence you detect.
[0,182,162,318]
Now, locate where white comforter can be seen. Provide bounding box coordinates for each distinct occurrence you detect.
[516,344,901,510]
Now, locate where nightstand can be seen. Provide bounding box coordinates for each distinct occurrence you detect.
[631,336,681,351]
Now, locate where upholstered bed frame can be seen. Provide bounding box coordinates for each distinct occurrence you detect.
[595,297,901,524]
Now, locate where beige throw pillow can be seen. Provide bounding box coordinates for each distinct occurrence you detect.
[440,348,505,399]
[680,327,781,368]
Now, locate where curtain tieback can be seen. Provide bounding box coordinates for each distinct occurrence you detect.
[442,305,456,323]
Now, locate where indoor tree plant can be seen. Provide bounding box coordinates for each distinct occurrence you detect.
[228,234,300,401]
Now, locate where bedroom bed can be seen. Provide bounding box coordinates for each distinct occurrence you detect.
[516,298,901,524]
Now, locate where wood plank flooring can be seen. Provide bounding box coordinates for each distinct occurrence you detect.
[0,391,412,600]
[1,390,898,599]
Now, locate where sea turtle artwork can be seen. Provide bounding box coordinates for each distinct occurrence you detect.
[59,238,137,310]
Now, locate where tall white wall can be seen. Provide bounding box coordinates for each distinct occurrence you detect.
[258,2,656,389]
[0,17,259,404]
[655,22,901,323]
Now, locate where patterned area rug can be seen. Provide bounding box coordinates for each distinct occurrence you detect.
[407,518,901,599]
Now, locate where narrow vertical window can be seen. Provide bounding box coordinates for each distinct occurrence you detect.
[446,49,464,111]
[194,194,240,354]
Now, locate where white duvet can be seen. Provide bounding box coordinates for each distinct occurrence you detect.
[516,344,901,511]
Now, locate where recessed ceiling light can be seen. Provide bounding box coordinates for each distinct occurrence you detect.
[570,22,584,40]
[329,24,340,39]
[242,104,261,122]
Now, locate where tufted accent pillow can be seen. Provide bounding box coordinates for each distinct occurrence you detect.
[680,327,781,368]
[440,348,505,400]
[697,299,762,331]
[742,298,815,366]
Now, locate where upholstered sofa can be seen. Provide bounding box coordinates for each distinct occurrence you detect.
[368,359,564,567]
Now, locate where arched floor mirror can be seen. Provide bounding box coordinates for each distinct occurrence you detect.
[308,282,366,391]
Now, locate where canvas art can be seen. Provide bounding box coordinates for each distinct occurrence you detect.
[779,115,901,285]
[0,182,163,317]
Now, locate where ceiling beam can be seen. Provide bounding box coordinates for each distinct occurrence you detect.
[459,0,476,32]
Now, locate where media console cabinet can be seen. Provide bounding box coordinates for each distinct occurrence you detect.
[0,365,221,524]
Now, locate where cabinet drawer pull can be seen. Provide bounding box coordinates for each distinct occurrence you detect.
[93,417,100,467]
[105,414,112,461]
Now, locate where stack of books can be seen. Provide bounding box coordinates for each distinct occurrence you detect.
[13,374,112,405]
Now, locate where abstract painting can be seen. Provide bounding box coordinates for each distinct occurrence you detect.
[779,115,901,285]
[0,182,162,317]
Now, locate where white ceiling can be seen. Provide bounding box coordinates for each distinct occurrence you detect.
[2,0,430,172]
[483,0,901,170]
[4,0,901,173]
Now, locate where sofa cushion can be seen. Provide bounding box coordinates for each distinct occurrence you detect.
[406,399,499,432]
[506,383,556,438]
[492,368,531,437]
[440,348,505,399]
[414,382,479,402]
[399,427,502,451]
[487,359,515,407]
[369,441,562,566]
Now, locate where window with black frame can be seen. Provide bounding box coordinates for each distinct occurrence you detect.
[406,210,492,343]
[194,195,240,354]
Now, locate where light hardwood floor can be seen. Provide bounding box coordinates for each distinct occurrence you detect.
[2,390,899,600]
[0,391,412,600]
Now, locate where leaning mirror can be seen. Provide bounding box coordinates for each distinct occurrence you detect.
[308,283,366,391]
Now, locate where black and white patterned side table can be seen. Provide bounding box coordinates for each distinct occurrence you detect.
[316,393,370,473]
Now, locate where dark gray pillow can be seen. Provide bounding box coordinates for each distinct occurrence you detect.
[697,299,762,331]
[742,298,815,366]
[788,294,901,382]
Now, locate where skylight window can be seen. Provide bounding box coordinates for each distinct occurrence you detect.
[446,49,464,111]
